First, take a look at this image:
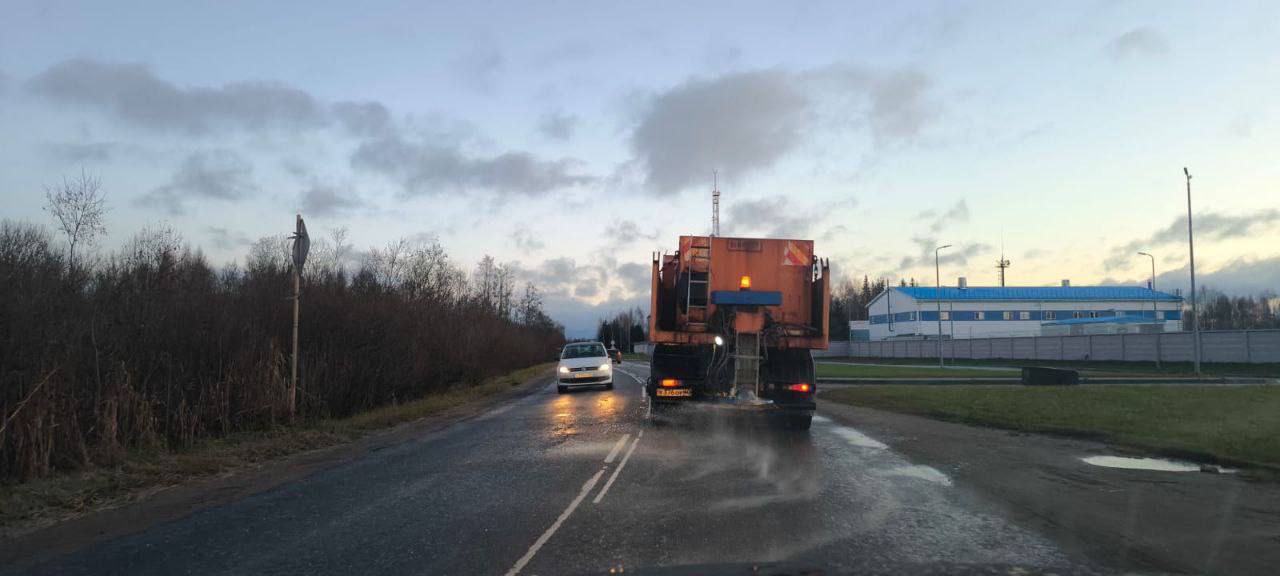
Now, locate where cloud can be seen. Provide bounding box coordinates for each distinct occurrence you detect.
[46,142,117,163]
[1103,209,1280,270]
[452,47,504,94]
[1181,257,1280,296]
[1107,256,1280,298]
[29,58,326,135]
[138,150,257,214]
[510,227,545,254]
[629,69,807,195]
[726,196,818,238]
[516,255,649,337]
[26,57,597,215]
[1228,113,1254,139]
[820,66,941,148]
[540,41,594,65]
[607,219,658,249]
[574,279,601,298]
[1105,27,1169,61]
[538,112,578,141]
[351,134,594,198]
[616,262,650,294]
[820,224,849,243]
[628,65,941,195]
[520,256,616,303]
[300,183,364,217]
[332,100,394,137]
[541,291,646,339]
[205,226,253,250]
[522,256,580,295]
[899,236,992,269]
[916,199,969,233]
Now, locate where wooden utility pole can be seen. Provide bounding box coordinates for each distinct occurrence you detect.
[290,215,309,418]
[290,264,300,416]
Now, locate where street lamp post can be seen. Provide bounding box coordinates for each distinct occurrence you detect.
[1185,167,1201,375]
[1138,251,1161,369]
[935,244,952,368]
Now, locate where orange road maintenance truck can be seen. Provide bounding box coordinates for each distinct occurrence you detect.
[647,236,830,429]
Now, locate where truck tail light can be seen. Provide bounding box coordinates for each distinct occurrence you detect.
[660,378,681,388]
[786,383,811,393]
[739,275,752,290]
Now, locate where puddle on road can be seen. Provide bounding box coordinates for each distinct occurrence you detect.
[879,465,953,486]
[1081,455,1234,473]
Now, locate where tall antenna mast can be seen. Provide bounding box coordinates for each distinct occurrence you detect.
[996,234,1011,287]
[711,170,720,237]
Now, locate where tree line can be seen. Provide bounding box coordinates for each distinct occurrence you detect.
[595,307,646,352]
[1192,287,1280,330]
[1,200,563,482]
[827,276,891,340]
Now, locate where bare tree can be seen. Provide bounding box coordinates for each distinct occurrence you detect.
[43,168,108,265]
[496,262,516,319]
[369,238,411,287]
[329,226,350,276]
[474,255,497,309]
[247,234,293,272]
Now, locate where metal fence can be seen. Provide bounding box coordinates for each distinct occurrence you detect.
[818,330,1280,364]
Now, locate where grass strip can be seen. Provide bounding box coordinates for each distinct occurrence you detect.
[818,357,1280,378]
[817,364,1016,379]
[0,363,551,536]
[824,384,1280,468]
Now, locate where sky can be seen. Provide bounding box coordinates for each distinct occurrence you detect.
[2,0,1278,337]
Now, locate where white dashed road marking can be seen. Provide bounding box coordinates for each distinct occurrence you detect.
[504,468,606,576]
[604,434,630,463]
[593,435,640,505]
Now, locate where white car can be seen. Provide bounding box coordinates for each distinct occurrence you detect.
[557,342,614,393]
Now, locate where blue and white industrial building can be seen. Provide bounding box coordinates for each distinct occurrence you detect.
[865,280,1183,341]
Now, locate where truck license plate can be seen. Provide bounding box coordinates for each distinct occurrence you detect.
[656,389,691,397]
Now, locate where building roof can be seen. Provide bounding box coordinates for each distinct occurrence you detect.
[1041,316,1155,326]
[891,286,1182,302]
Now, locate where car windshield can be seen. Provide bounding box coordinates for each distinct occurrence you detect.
[4,3,1278,576]
[561,344,606,359]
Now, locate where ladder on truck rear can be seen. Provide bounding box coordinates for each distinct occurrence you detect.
[685,236,711,331]
[732,332,762,401]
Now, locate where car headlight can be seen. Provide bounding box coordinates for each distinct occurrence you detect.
[559,366,570,373]
[599,363,611,371]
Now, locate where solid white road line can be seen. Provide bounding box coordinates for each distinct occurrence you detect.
[504,467,606,576]
[593,436,640,505]
[604,434,630,463]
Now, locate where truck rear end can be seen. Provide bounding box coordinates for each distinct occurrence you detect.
[647,236,830,429]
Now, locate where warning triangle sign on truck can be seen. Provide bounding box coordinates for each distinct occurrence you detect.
[782,240,810,266]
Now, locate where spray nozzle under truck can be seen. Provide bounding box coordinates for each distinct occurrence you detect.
[647,235,830,429]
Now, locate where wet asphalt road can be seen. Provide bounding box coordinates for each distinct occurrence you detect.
[11,362,1078,575]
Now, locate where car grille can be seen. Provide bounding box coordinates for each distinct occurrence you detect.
[569,366,594,372]
[561,375,608,384]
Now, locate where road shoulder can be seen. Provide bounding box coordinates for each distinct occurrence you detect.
[817,398,1280,576]
[0,368,552,571]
